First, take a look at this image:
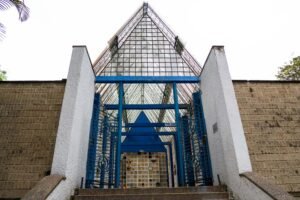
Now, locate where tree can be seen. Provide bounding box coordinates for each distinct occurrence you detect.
[0,0,29,40]
[276,56,300,80]
[0,68,6,80]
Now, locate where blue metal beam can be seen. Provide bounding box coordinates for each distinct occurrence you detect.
[168,143,174,187]
[173,83,185,186]
[193,91,213,185]
[120,131,176,136]
[121,142,171,146]
[124,122,176,128]
[165,151,169,187]
[85,93,101,188]
[108,130,115,188]
[95,76,200,84]
[122,132,176,136]
[121,142,170,153]
[182,116,195,186]
[100,116,108,188]
[104,104,189,110]
[115,83,123,188]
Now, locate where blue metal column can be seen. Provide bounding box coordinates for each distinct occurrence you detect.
[182,116,195,186]
[85,93,101,188]
[100,116,108,188]
[168,143,174,187]
[173,83,185,186]
[108,128,115,188]
[165,151,169,187]
[115,83,123,188]
[193,91,213,185]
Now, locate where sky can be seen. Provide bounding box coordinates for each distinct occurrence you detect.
[0,0,300,80]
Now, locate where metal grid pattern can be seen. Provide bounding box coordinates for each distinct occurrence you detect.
[147,6,201,76]
[86,3,217,188]
[93,4,202,76]
[101,16,194,76]
[93,3,201,144]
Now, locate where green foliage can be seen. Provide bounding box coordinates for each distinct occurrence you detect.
[276,56,300,80]
[0,69,7,80]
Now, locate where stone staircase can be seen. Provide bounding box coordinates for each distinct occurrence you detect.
[73,186,229,200]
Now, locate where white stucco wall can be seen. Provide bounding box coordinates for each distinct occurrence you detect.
[48,46,95,200]
[200,46,267,199]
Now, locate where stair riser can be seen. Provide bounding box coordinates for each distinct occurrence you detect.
[74,193,228,200]
[77,186,225,195]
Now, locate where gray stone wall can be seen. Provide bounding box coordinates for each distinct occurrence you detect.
[0,81,65,198]
[233,80,300,193]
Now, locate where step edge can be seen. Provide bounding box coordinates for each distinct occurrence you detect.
[75,192,229,197]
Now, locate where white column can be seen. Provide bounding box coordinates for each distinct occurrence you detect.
[200,46,253,198]
[48,46,95,200]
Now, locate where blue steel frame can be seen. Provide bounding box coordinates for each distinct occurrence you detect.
[88,76,203,188]
[104,104,189,110]
[108,127,115,188]
[99,116,108,188]
[165,151,169,186]
[110,131,176,136]
[182,115,195,186]
[96,76,200,84]
[115,83,123,188]
[85,93,101,188]
[173,83,185,186]
[122,142,170,146]
[193,91,213,185]
[167,143,174,187]
[124,122,176,128]
[120,131,176,136]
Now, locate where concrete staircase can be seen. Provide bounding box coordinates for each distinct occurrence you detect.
[73,186,229,200]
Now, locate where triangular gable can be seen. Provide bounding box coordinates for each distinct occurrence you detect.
[93,3,201,76]
[101,15,195,76]
[122,111,166,153]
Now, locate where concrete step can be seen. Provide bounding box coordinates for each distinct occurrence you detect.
[75,186,226,195]
[73,187,229,200]
[73,192,228,200]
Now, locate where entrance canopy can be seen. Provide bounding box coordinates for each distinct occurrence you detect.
[85,3,213,189]
[92,3,202,144]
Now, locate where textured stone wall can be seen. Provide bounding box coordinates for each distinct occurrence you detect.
[233,80,300,193]
[121,152,168,188]
[0,81,65,198]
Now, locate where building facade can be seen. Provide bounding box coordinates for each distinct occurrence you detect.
[0,3,299,200]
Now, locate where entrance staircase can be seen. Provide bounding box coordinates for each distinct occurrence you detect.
[72,186,229,200]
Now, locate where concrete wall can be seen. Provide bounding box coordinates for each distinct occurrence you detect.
[0,81,65,198]
[200,46,271,199]
[234,81,300,193]
[48,46,95,200]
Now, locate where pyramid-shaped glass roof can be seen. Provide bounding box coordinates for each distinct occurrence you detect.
[93,3,201,76]
[93,3,202,142]
[101,15,195,76]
